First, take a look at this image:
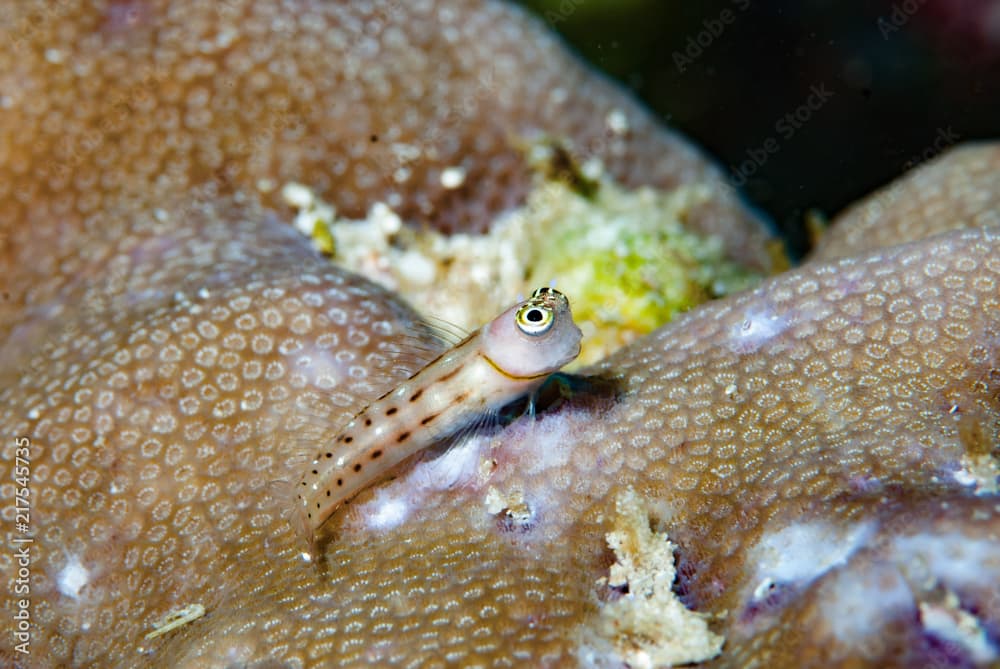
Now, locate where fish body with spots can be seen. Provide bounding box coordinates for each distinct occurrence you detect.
[295,287,582,551]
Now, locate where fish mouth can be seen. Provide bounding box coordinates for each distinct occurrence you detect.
[479,352,558,380]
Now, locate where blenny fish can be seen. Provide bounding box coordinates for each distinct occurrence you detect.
[295,287,583,550]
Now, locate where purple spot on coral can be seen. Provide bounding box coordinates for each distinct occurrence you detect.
[738,581,796,626]
[847,474,883,495]
[919,630,978,669]
[103,1,151,33]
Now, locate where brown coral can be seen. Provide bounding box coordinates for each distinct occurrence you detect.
[0,0,774,357]
[812,143,1000,260]
[2,1,999,668]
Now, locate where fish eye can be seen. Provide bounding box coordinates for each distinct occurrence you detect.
[515,303,554,336]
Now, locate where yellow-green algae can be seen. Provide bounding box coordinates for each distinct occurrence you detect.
[284,174,763,366]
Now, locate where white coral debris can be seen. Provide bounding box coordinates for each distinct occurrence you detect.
[579,488,724,668]
[282,174,758,366]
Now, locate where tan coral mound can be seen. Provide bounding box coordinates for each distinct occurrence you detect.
[2,1,1000,668]
[0,0,774,357]
[812,143,1000,260]
[4,194,997,669]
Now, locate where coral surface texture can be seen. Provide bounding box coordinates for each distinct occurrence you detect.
[1,1,998,668]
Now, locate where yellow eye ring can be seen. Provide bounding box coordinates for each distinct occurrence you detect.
[515,303,554,336]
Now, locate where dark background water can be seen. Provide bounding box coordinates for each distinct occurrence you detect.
[515,0,1000,258]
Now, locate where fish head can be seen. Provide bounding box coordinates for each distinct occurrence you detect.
[481,287,582,379]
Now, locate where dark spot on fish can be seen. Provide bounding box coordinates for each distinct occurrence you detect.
[337,478,343,486]
[353,463,362,472]
[344,436,353,443]
[371,450,383,459]
[386,407,397,416]
[326,490,331,497]
[325,452,332,458]
[453,392,469,404]
[316,502,321,509]
[311,470,318,475]
[410,388,423,402]
[438,366,462,383]
[421,414,438,425]
[365,418,372,426]
[397,432,410,443]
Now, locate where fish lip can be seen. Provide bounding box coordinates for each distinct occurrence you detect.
[480,352,558,380]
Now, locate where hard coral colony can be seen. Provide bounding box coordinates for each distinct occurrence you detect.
[0,2,999,669]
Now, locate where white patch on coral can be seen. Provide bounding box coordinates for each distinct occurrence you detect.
[727,306,788,354]
[920,592,998,664]
[363,495,410,532]
[350,435,487,533]
[952,453,1000,495]
[801,527,1000,660]
[346,406,589,539]
[479,407,590,544]
[510,412,575,476]
[605,108,629,135]
[57,555,90,600]
[818,562,914,648]
[747,519,874,600]
[891,532,1000,592]
[577,489,723,667]
[439,166,466,189]
[812,529,1000,661]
